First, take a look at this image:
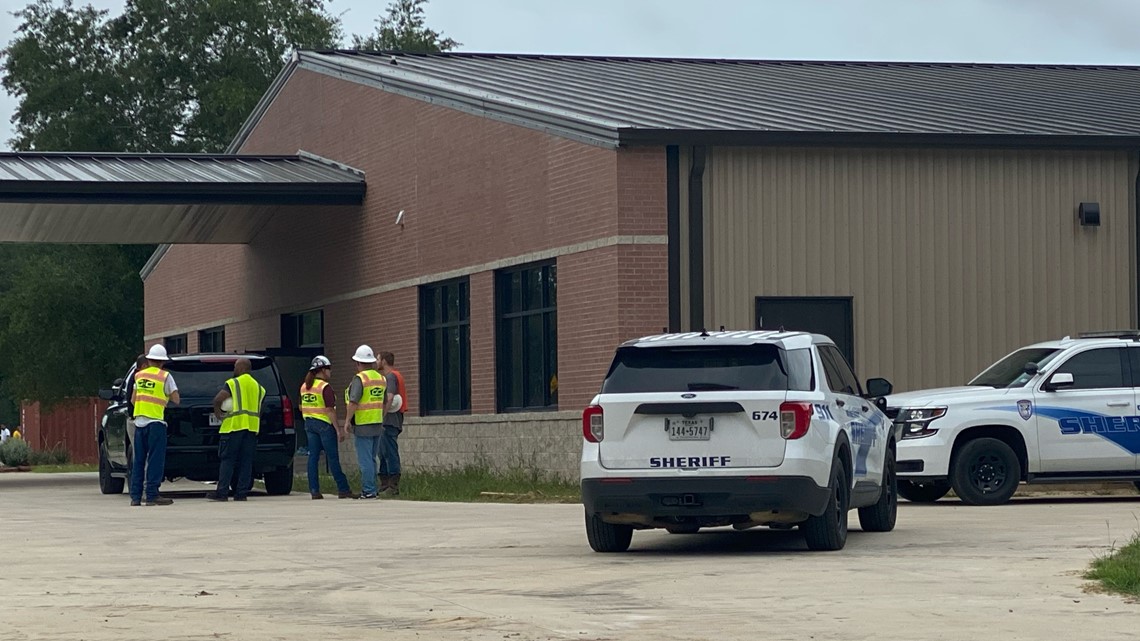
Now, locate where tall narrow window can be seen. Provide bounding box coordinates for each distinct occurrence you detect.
[420,279,471,414]
[496,261,557,412]
[281,310,324,349]
[198,326,225,353]
[163,334,187,355]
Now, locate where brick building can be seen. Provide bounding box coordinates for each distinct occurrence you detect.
[6,52,1140,478]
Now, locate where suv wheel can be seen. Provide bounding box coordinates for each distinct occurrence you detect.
[802,458,849,551]
[897,479,951,503]
[1134,481,1140,494]
[585,511,633,553]
[950,437,1021,506]
[98,445,124,495]
[263,464,294,496]
[858,452,896,532]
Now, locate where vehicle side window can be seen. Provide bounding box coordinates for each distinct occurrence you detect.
[1053,348,1128,390]
[821,346,862,395]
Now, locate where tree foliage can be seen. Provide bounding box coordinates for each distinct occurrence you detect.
[353,0,459,52]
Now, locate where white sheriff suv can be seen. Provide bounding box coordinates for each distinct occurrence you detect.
[888,331,1140,506]
[580,330,901,552]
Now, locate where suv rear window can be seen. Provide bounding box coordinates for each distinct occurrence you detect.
[161,359,281,397]
[601,344,813,394]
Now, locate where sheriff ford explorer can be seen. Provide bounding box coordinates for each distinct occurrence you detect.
[580,330,901,552]
[888,331,1140,506]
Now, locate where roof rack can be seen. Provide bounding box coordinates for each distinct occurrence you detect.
[1076,330,1140,341]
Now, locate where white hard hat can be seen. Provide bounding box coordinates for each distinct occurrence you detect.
[145,344,170,361]
[352,345,377,363]
[388,393,403,412]
[309,355,332,371]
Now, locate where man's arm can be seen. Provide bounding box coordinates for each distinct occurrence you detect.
[165,374,180,406]
[212,389,230,420]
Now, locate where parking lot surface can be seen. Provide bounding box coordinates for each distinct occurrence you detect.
[1,473,1137,641]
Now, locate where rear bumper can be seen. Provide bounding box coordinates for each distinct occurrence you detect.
[581,475,831,520]
[165,444,294,481]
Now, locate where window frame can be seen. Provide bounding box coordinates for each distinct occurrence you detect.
[197,326,225,353]
[495,261,558,413]
[281,310,324,350]
[820,345,862,396]
[163,334,187,355]
[419,277,472,416]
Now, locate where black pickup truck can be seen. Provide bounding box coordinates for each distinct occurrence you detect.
[96,354,297,496]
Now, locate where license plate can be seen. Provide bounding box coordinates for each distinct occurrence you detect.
[668,417,711,441]
[208,414,221,427]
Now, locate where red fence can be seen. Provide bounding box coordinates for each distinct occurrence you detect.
[20,397,106,464]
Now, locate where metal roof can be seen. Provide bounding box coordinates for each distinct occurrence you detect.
[0,152,365,243]
[295,51,1140,148]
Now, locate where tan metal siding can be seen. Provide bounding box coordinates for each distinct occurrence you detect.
[700,146,1136,392]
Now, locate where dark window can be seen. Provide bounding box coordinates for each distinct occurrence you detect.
[602,345,813,394]
[496,262,557,411]
[198,326,225,353]
[970,348,1063,389]
[163,334,187,355]
[162,359,281,398]
[820,346,862,396]
[281,310,324,349]
[756,297,855,368]
[1053,348,1128,390]
[420,278,471,414]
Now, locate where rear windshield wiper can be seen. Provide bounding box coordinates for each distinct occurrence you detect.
[687,382,739,391]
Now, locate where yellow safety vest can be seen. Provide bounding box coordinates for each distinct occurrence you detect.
[133,366,170,421]
[221,373,265,434]
[353,370,386,425]
[300,379,332,425]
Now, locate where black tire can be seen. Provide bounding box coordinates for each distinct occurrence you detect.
[98,446,125,495]
[802,458,849,551]
[1133,481,1140,494]
[950,437,1021,506]
[858,452,897,532]
[585,511,633,553]
[897,479,952,503]
[263,464,294,496]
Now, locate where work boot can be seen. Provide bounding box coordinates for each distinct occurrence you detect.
[338,490,354,499]
[378,474,391,491]
[382,474,400,497]
[145,496,173,506]
[311,492,324,500]
[205,491,228,502]
[130,499,142,507]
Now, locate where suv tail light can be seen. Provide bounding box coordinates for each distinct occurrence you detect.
[282,395,295,429]
[779,402,813,439]
[583,405,604,442]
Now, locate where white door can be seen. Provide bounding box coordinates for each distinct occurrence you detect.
[819,346,883,484]
[1035,347,1137,473]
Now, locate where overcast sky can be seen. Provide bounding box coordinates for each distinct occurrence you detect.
[2,0,1140,150]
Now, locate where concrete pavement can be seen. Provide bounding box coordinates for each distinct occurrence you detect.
[0,472,1137,641]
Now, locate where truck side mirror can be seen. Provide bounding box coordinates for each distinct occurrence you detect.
[1044,372,1074,391]
[866,377,893,398]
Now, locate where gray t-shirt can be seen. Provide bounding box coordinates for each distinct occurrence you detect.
[348,374,383,437]
[382,373,403,431]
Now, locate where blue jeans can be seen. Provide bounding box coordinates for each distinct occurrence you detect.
[216,430,257,499]
[130,421,168,502]
[306,419,350,495]
[378,425,401,476]
[354,434,382,496]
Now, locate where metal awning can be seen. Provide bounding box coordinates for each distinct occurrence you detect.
[0,152,365,243]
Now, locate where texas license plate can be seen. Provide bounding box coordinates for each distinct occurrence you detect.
[208,414,221,427]
[668,417,711,441]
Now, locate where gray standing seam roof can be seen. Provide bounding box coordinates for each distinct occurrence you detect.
[294,51,1140,148]
[0,152,364,204]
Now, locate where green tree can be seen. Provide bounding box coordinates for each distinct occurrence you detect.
[0,0,342,406]
[353,0,460,52]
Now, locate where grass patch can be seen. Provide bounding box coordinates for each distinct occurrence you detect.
[1086,533,1140,598]
[29,463,98,473]
[294,464,580,503]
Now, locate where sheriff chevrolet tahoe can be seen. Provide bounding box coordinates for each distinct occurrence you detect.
[580,330,901,552]
[888,331,1140,506]
[96,354,297,496]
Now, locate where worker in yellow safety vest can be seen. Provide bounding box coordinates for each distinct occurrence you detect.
[208,358,265,502]
[129,344,181,507]
[301,355,353,499]
[345,345,386,499]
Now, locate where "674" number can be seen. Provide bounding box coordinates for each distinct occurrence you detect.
[752,411,777,421]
